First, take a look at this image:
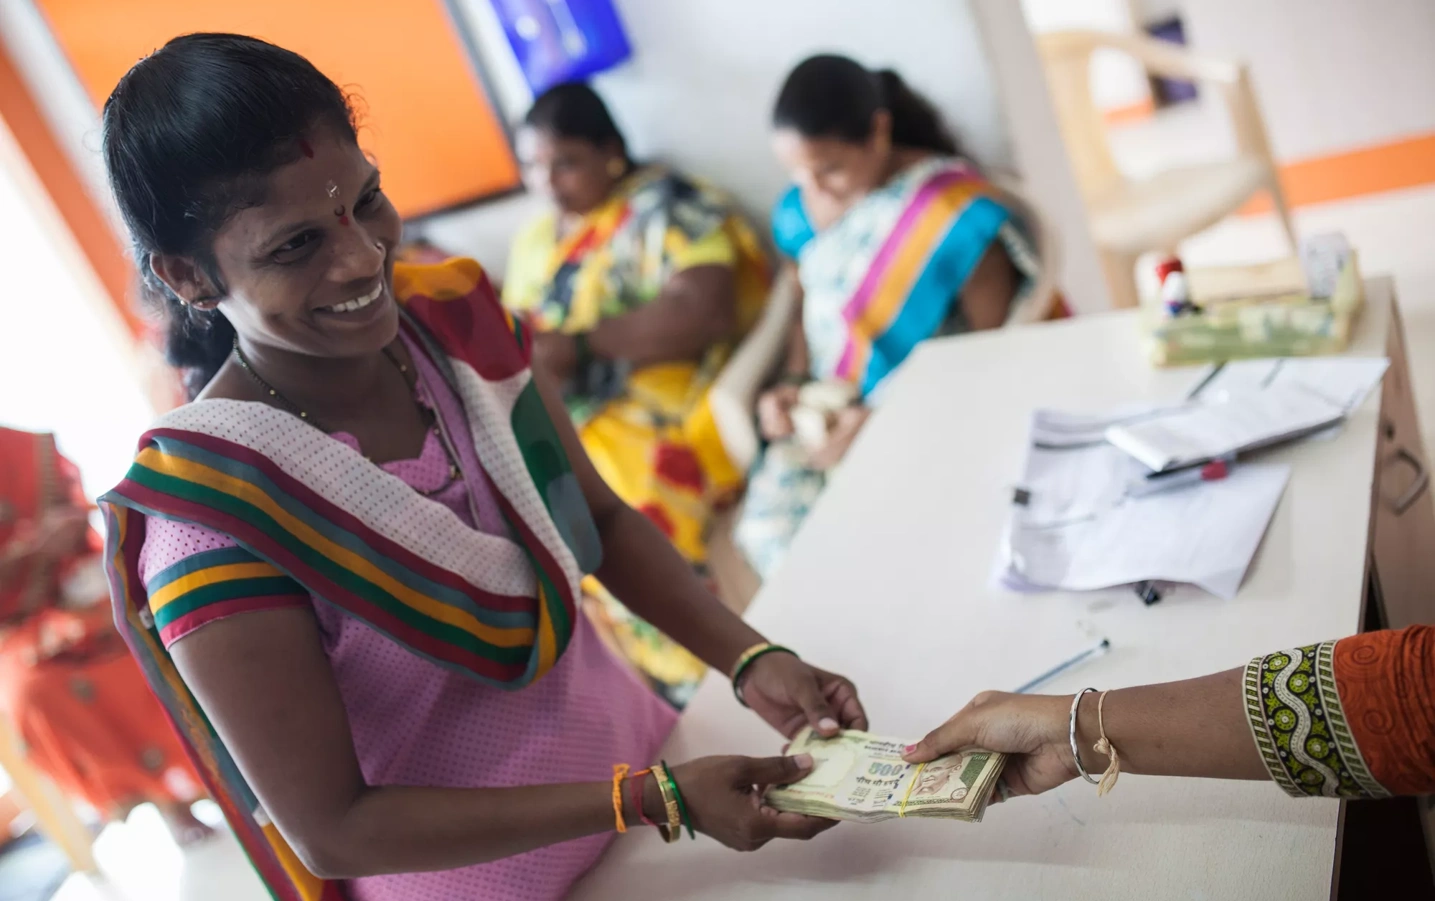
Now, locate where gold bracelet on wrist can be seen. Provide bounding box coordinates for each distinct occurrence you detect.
[649,761,683,844]
[729,642,798,707]
[729,642,774,681]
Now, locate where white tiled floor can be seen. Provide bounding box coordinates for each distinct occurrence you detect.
[46,114,1435,901]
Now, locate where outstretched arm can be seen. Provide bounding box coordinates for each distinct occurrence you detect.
[532,365,868,739]
[906,626,1435,801]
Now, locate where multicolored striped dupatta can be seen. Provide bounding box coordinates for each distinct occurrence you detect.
[794,158,1038,399]
[99,258,600,901]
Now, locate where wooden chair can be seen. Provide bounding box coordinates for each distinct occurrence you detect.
[708,176,1064,474]
[1036,29,1297,309]
[0,716,98,874]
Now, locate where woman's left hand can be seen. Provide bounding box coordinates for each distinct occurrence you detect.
[740,652,867,739]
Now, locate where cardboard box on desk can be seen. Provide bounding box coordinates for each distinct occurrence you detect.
[1143,251,1364,367]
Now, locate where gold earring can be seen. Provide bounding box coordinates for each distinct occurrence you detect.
[607,159,626,178]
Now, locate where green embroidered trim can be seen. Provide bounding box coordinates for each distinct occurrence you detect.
[1244,641,1389,799]
[1313,641,1387,798]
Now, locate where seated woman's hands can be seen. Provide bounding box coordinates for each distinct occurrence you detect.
[903,692,1076,798]
[758,383,870,471]
[657,754,835,850]
[738,651,867,739]
[757,384,801,441]
[807,405,870,471]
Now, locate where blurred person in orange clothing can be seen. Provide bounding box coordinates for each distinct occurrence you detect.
[0,426,210,843]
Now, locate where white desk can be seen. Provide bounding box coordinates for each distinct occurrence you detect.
[573,283,1397,901]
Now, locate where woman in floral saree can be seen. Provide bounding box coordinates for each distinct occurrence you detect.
[505,83,771,702]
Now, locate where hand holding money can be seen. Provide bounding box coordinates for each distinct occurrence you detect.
[766,728,1006,823]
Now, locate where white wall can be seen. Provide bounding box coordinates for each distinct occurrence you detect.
[1179,0,1435,162]
[427,0,1014,274]
[0,0,1108,308]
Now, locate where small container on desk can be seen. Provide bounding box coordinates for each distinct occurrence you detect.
[1142,252,1364,367]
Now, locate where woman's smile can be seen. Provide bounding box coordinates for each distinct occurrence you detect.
[317,279,383,314]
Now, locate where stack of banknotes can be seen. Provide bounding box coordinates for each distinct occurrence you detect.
[766,728,1006,823]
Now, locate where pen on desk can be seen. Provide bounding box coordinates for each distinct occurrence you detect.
[1186,362,1225,400]
[1129,456,1235,497]
[1013,638,1112,694]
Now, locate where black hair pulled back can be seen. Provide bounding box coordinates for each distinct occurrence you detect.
[102,33,358,398]
[772,54,959,157]
[523,81,632,165]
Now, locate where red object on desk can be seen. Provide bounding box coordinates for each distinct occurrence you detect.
[1201,459,1230,480]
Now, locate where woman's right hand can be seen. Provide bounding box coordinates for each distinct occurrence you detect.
[902,692,1079,799]
[660,753,835,851]
[757,384,802,441]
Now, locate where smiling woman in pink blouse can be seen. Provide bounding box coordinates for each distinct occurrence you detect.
[95,34,865,901]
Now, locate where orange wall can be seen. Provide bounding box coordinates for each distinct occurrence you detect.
[36,0,519,219]
[1241,132,1435,215]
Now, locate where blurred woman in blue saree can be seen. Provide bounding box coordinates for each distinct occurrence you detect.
[737,56,1058,580]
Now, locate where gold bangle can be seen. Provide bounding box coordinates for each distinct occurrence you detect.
[729,642,775,681]
[649,762,683,844]
[729,642,798,707]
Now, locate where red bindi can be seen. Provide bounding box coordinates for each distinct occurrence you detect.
[337,214,350,226]
[299,138,314,158]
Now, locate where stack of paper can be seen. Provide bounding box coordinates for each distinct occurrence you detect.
[994,357,1387,600]
[1104,383,1346,473]
[997,408,1290,599]
[1189,357,1390,414]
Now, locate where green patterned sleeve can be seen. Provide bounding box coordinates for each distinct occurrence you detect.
[1243,640,1390,799]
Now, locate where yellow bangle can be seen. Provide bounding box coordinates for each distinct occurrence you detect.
[729,642,797,707]
[649,762,683,844]
[729,642,773,681]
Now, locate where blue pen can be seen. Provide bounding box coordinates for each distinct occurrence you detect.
[1013,638,1112,694]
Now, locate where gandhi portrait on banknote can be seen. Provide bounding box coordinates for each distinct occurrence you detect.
[914,759,969,799]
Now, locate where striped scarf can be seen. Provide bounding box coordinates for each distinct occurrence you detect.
[99,258,600,901]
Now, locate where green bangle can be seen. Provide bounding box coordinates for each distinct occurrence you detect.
[730,644,797,707]
[661,759,697,840]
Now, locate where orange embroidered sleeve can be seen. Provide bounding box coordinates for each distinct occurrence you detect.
[1332,625,1435,796]
[1244,626,1435,799]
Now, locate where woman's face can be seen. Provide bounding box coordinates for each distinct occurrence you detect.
[160,128,403,361]
[771,112,892,222]
[517,127,621,215]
